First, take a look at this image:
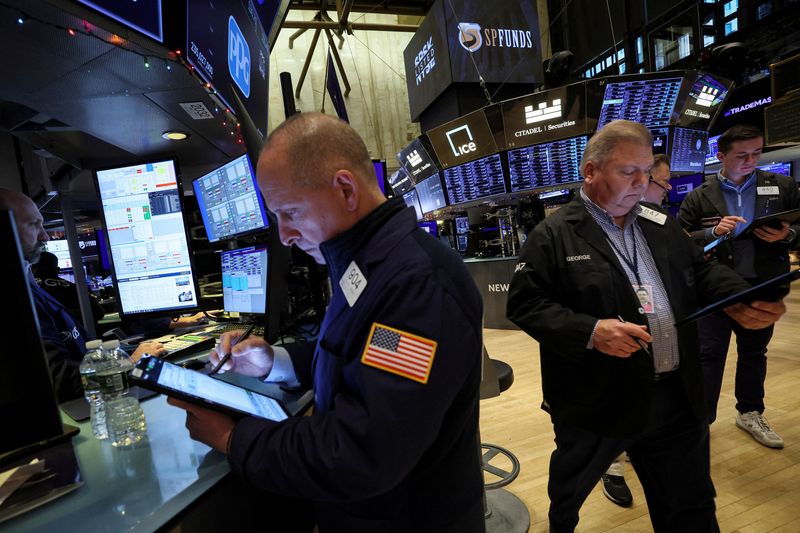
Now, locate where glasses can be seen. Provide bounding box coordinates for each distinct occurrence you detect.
[648,175,670,191]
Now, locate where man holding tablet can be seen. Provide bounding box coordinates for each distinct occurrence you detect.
[168,113,486,532]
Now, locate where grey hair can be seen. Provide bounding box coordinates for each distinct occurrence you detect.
[581,120,653,176]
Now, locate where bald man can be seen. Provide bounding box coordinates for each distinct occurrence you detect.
[168,113,486,532]
[0,188,164,402]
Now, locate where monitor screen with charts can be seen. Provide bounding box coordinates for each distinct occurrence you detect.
[95,159,199,316]
[442,153,507,205]
[598,76,683,129]
[415,174,448,214]
[193,154,269,243]
[222,246,269,315]
[508,136,588,192]
[402,189,424,221]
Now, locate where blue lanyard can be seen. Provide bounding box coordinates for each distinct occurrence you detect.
[606,225,642,286]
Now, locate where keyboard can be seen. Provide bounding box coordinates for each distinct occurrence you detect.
[209,323,265,339]
[160,332,217,359]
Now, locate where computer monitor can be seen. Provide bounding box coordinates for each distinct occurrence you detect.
[418,220,438,237]
[415,174,448,214]
[667,173,705,203]
[670,128,708,173]
[389,168,414,195]
[94,159,200,316]
[455,216,470,234]
[372,159,387,195]
[706,134,720,166]
[508,136,588,192]
[221,246,269,315]
[758,162,792,176]
[456,234,468,252]
[95,227,111,270]
[441,153,507,205]
[402,189,424,221]
[43,239,72,269]
[193,154,270,243]
[598,75,683,129]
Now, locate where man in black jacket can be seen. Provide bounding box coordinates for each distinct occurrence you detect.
[168,113,485,533]
[679,124,799,448]
[507,120,785,531]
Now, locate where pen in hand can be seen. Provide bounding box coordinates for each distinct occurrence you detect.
[617,315,652,356]
[208,324,257,375]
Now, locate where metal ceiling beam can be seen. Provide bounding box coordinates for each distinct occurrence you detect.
[282,20,418,32]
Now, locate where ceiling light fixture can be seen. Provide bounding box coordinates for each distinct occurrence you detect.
[162,131,189,141]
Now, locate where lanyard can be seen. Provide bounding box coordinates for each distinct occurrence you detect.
[606,225,642,286]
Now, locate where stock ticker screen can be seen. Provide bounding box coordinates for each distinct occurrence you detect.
[415,174,448,214]
[442,153,507,205]
[670,128,708,173]
[508,136,588,192]
[598,77,683,129]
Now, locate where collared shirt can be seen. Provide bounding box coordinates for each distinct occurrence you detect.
[709,171,757,278]
[580,189,680,373]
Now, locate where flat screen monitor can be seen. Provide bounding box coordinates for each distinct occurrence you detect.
[415,174,448,214]
[456,234,468,252]
[502,82,588,149]
[758,162,792,176]
[95,159,200,316]
[670,128,708,173]
[678,72,732,129]
[402,189,423,221]
[667,173,705,203]
[427,109,499,169]
[442,153,507,205]
[398,138,439,183]
[650,127,670,155]
[418,220,438,237]
[372,160,387,195]
[537,189,571,200]
[455,216,470,234]
[706,134,720,165]
[508,135,588,192]
[77,0,163,42]
[389,168,414,195]
[598,76,683,129]
[43,239,72,269]
[193,154,270,243]
[221,246,268,315]
[95,227,111,270]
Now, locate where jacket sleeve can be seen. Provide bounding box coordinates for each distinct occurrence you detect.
[678,189,712,246]
[282,341,316,388]
[781,176,800,248]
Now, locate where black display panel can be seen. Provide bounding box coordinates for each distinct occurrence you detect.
[502,83,587,148]
[187,0,270,138]
[442,154,507,205]
[667,173,704,203]
[508,136,588,192]
[389,168,414,195]
[403,1,452,121]
[670,128,708,173]
[398,138,439,183]
[415,174,448,214]
[77,0,163,42]
[677,72,732,129]
[598,76,683,129]
[402,189,424,221]
[427,109,498,168]
[651,127,670,155]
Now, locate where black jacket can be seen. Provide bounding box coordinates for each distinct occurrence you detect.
[507,197,748,436]
[679,170,800,281]
[228,200,485,533]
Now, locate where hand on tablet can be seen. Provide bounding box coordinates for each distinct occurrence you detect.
[167,397,235,453]
[753,221,790,243]
[713,216,747,237]
[724,300,786,330]
[210,330,275,377]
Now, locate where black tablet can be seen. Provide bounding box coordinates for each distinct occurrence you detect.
[675,269,800,326]
[131,357,288,421]
[738,208,800,236]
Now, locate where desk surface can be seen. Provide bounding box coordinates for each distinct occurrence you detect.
[6,397,229,533]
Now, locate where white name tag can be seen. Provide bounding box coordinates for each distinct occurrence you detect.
[339,261,367,307]
[639,206,667,226]
[757,186,779,195]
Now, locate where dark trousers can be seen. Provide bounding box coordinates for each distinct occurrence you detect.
[698,312,774,423]
[548,375,719,533]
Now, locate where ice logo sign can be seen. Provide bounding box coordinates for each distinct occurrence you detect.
[458,22,482,52]
[228,16,251,97]
[446,124,477,157]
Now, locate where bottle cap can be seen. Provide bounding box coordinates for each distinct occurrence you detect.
[86,339,103,350]
[102,339,121,350]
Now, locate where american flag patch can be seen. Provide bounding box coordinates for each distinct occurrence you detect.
[361,323,437,384]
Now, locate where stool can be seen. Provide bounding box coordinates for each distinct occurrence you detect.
[480,357,530,533]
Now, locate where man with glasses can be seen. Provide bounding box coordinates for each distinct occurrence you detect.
[644,154,672,205]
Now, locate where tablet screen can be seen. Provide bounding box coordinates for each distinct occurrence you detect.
[132,358,288,421]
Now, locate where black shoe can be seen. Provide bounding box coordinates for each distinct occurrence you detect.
[601,474,633,507]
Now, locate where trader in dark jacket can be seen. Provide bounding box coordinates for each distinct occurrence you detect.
[169,113,485,533]
[507,120,785,532]
[679,124,799,448]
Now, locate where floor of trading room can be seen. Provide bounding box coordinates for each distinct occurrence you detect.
[480,284,800,532]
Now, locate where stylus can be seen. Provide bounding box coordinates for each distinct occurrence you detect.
[617,315,652,357]
[208,324,257,375]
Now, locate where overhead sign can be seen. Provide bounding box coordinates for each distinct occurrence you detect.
[427,109,498,168]
[502,83,588,148]
[677,71,732,130]
[397,137,439,183]
[403,2,452,121]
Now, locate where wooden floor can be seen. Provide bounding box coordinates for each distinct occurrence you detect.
[480,288,800,532]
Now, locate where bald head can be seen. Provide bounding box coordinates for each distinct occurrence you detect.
[0,188,49,263]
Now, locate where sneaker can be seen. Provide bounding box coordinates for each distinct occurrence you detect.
[601,474,633,507]
[735,411,784,448]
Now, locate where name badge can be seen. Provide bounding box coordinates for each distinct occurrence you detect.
[638,206,667,226]
[340,261,367,307]
[757,186,779,195]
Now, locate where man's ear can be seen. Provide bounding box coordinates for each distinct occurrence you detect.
[583,161,595,184]
[332,170,358,211]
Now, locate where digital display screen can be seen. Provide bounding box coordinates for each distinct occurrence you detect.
[402,189,424,221]
[77,0,163,42]
[758,162,793,176]
[427,109,498,169]
[132,357,287,421]
[508,136,588,192]
[537,189,570,200]
[221,246,268,314]
[706,134,720,165]
[502,83,587,148]
[651,127,670,155]
[43,240,72,270]
[187,0,270,137]
[667,173,704,203]
[415,174,448,214]
[96,227,111,270]
[403,1,452,121]
[193,154,269,243]
[398,138,439,183]
[95,160,199,315]
[389,169,414,195]
[455,216,470,234]
[456,234,468,252]
[442,153,507,205]
[373,160,387,195]
[598,77,683,128]
[418,220,439,237]
[678,72,731,129]
[670,128,708,173]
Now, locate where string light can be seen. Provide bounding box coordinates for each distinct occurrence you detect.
[67,27,76,36]
[143,56,150,69]
[16,16,24,24]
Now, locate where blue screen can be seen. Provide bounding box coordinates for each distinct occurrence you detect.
[418,221,438,237]
[77,0,162,42]
[706,134,720,165]
[668,173,704,203]
[758,162,792,176]
[221,246,268,314]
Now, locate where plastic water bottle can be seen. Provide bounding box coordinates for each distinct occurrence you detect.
[101,340,147,447]
[79,339,110,439]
